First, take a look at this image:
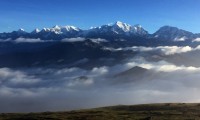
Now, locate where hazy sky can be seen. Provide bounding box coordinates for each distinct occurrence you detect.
[0,0,200,33]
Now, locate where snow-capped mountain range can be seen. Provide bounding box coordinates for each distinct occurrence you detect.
[0,21,200,41]
[85,21,148,36]
[1,21,200,67]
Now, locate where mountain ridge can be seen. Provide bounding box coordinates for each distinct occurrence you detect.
[0,21,200,41]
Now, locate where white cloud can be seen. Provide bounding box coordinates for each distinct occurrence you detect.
[125,59,200,72]
[1,61,200,112]
[0,68,40,85]
[67,77,94,87]
[0,38,12,42]
[156,46,192,55]
[104,45,197,55]
[61,37,108,43]
[61,37,86,42]
[174,36,187,41]
[90,38,108,43]
[15,38,43,43]
[91,66,109,75]
[193,38,200,42]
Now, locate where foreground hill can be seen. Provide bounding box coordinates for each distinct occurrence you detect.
[1,103,200,120]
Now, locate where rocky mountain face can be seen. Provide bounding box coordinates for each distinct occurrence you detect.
[153,26,200,41]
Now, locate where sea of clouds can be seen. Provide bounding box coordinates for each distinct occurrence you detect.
[1,41,200,112]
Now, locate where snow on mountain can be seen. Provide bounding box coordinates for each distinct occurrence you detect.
[110,21,148,35]
[8,28,28,37]
[40,28,51,33]
[16,28,27,34]
[40,25,81,34]
[131,24,148,35]
[31,28,40,34]
[32,25,83,39]
[0,21,148,40]
[62,26,81,32]
[18,28,25,32]
[0,22,199,42]
[113,21,148,35]
[85,21,148,38]
[112,21,132,32]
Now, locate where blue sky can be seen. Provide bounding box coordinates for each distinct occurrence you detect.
[0,0,200,33]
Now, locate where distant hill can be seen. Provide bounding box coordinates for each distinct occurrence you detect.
[1,103,200,120]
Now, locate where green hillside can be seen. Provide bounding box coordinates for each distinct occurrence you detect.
[1,103,200,120]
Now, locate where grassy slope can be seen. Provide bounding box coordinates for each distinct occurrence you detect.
[1,103,200,120]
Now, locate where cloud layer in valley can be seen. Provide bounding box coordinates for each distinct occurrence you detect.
[0,39,200,112]
[104,45,200,55]
[1,52,200,112]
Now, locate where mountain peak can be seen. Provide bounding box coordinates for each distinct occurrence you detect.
[113,21,131,32]
[53,25,60,29]
[115,21,123,24]
[62,26,80,31]
[153,25,194,41]
[159,25,179,31]
[41,28,50,32]
[16,28,27,34]
[134,24,142,28]
[18,28,25,32]
[115,21,126,26]
[31,28,40,34]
